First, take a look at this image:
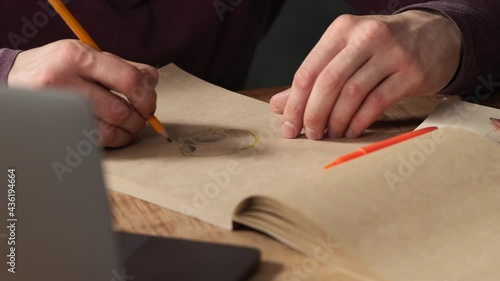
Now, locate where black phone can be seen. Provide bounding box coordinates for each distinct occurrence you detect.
[117,232,261,281]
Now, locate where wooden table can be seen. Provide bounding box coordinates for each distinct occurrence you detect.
[109,87,500,281]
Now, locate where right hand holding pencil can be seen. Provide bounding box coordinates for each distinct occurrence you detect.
[7,40,159,148]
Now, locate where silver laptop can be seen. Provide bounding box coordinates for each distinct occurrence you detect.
[0,87,260,281]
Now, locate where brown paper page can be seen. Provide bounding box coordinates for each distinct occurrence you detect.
[102,64,387,229]
[416,99,500,143]
[103,64,500,280]
[269,128,500,281]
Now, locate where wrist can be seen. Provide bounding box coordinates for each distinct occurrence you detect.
[398,10,463,89]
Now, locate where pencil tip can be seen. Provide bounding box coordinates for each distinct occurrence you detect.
[157,130,171,142]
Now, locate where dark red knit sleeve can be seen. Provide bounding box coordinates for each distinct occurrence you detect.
[0,49,21,85]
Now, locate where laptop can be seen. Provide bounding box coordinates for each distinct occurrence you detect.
[0,87,260,281]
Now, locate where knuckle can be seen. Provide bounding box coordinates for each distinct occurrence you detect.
[106,112,128,127]
[285,101,303,116]
[109,99,132,123]
[342,81,364,99]
[98,120,132,147]
[121,70,148,101]
[130,88,156,118]
[318,68,341,89]
[334,14,356,30]
[34,71,61,87]
[53,39,78,53]
[350,113,368,131]
[367,92,387,108]
[129,87,146,105]
[59,40,95,69]
[142,70,159,90]
[99,123,117,146]
[355,19,391,48]
[303,113,323,128]
[100,125,132,148]
[293,67,315,92]
[123,67,144,94]
[144,65,159,81]
[363,19,391,39]
[99,106,129,128]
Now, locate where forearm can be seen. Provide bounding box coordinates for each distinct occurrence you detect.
[346,0,500,95]
[396,1,500,95]
[0,49,22,85]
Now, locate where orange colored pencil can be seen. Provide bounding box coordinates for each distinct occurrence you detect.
[48,0,170,142]
[323,126,438,170]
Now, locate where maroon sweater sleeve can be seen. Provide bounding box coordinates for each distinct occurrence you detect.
[0,49,21,85]
[0,0,284,91]
[347,0,500,95]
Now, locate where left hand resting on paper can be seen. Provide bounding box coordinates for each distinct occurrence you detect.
[270,10,462,139]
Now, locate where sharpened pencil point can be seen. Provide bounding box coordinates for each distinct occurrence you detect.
[156,129,170,142]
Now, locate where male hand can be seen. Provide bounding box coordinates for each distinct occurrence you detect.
[270,10,462,139]
[8,39,158,147]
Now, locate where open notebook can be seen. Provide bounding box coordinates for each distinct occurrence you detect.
[103,64,500,281]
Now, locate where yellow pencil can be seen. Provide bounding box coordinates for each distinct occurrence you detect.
[48,0,171,142]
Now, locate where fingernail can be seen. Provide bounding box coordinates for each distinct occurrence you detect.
[281,121,297,138]
[305,127,321,140]
[345,128,355,138]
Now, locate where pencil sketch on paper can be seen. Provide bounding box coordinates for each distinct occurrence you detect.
[486,128,500,144]
[175,128,259,157]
